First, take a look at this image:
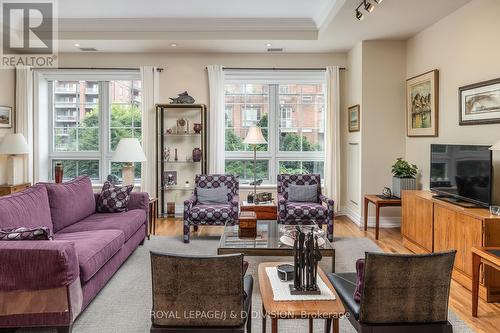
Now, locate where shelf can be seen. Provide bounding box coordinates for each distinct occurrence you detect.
[160,160,201,164]
[162,186,195,191]
[162,133,201,137]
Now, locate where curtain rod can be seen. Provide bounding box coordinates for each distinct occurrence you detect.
[220,67,346,71]
[39,67,164,72]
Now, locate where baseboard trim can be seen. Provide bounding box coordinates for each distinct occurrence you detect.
[339,205,401,228]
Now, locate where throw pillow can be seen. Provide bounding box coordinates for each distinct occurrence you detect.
[353,258,365,303]
[0,226,53,240]
[97,182,134,213]
[288,184,318,202]
[196,186,228,205]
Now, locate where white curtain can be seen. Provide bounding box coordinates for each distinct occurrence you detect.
[141,66,160,197]
[325,66,341,212]
[207,65,225,174]
[15,66,34,184]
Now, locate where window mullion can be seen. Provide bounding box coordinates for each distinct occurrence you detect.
[100,81,110,183]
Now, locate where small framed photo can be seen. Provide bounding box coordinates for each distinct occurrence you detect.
[0,106,12,128]
[459,78,500,125]
[406,70,439,137]
[163,171,177,187]
[348,105,360,132]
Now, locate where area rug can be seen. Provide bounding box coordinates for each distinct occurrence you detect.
[19,235,474,333]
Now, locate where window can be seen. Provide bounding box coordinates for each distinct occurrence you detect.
[47,73,142,183]
[224,75,326,184]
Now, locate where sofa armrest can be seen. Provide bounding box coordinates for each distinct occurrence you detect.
[0,241,79,291]
[128,192,149,213]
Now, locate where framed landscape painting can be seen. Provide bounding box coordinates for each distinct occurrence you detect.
[0,106,12,128]
[406,70,439,137]
[459,78,500,125]
[348,104,360,132]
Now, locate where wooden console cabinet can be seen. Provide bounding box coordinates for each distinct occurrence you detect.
[401,190,500,302]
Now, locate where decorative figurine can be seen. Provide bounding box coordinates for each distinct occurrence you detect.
[289,227,321,295]
[163,147,170,161]
[107,174,119,185]
[174,148,178,161]
[247,192,255,204]
[185,181,190,188]
[169,91,195,104]
[192,148,202,162]
[193,123,202,134]
[382,187,392,198]
[176,118,187,134]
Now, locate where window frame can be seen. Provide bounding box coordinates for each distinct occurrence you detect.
[44,70,141,183]
[223,71,326,184]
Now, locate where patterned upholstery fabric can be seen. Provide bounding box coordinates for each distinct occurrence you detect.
[0,226,53,240]
[277,174,334,241]
[97,182,134,213]
[183,174,239,243]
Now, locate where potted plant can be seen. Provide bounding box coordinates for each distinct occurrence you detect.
[391,158,418,198]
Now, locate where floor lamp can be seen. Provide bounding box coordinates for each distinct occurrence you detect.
[243,126,267,201]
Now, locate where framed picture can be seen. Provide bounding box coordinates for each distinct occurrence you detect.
[163,171,177,186]
[0,106,12,128]
[459,78,500,125]
[406,70,439,137]
[348,105,360,132]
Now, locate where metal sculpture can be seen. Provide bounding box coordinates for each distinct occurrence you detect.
[290,226,321,295]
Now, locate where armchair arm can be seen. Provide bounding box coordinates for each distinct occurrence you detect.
[0,241,79,291]
[230,194,240,220]
[230,194,240,207]
[184,194,197,221]
[277,193,287,221]
[319,194,335,219]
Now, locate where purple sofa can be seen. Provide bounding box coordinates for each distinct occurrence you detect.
[0,176,149,333]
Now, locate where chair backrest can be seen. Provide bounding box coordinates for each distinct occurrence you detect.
[150,252,245,327]
[277,174,322,201]
[359,251,456,324]
[195,174,239,202]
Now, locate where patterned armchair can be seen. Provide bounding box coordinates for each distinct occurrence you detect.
[183,174,239,243]
[277,174,334,241]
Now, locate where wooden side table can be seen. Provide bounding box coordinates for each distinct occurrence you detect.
[258,262,345,333]
[0,183,31,196]
[148,198,158,240]
[472,247,500,317]
[363,194,401,240]
[241,200,277,220]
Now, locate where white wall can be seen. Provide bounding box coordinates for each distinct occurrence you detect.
[406,0,500,204]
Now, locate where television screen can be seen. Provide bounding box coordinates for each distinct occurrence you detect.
[430,144,492,207]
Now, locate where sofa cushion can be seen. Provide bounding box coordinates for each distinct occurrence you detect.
[188,204,232,223]
[56,210,146,241]
[44,176,96,232]
[196,186,228,205]
[55,230,125,282]
[285,202,327,219]
[97,182,134,213]
[327,272,360,319]
[0,226,53,240]
[0,184,53,231]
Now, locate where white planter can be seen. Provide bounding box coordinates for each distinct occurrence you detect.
[392,177,417,198]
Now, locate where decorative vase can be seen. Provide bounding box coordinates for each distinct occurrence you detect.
[392,177,417,198]
[54,162,64,183]
[193,123,202,134]
[192,148,202,162]
[167,202,175,217]
[174,148,178,161]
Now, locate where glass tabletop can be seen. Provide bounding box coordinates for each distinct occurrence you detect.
[218,220,334,252]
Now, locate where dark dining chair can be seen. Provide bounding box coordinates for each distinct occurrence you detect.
[150,252,252,332]
[326,251,456,333]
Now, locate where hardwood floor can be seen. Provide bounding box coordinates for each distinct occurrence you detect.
[154,215,500,333]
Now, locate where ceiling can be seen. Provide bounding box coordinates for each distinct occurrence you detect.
[57,0,472,53]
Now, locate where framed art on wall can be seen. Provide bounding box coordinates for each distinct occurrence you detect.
[348,104,360,132]
[0,106,12,128]
[406,70,439,137]
[459,78,500,125]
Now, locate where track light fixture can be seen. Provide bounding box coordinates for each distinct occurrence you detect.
[355,0,382,20]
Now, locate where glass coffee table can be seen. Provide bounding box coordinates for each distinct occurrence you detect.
[217,220,335,272]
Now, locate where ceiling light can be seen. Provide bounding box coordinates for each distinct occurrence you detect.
[355,10,364,21]
[374,0,383,3]
[364,1,374,13]
[265,43,272,47]
[74,43,80,47]
[170,43,177,47]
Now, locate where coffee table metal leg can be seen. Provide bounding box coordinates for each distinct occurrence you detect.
[332,318,339,333]
[331,253,335,273]
[309,318,313,333]
[271,318,278,333]
[324,319,331,333]
[262,304,266,332]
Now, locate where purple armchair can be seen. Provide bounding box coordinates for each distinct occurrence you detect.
[277,174,334,241]
[183,174,239,243]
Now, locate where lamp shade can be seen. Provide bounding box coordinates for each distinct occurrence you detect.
[490,140,500,151]
[111,138,147,162]
[243,126,267,145]
[0,133,29,155]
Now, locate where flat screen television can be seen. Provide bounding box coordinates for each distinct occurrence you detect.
[430,144,492,207]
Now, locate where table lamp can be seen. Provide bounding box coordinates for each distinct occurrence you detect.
[111,138,147,186]
[0,133,30,186]
[243,126,267,199]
